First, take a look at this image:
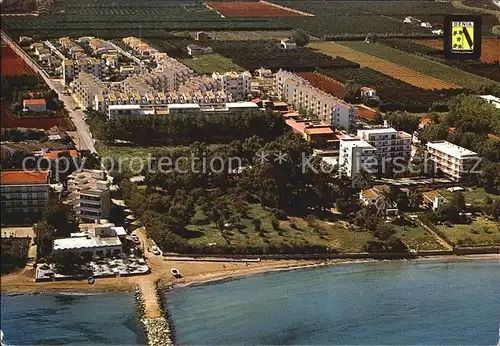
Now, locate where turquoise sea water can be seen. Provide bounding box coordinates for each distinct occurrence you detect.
[165,260,500,345]
[1,292,145,345]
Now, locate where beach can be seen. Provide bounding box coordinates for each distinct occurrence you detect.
[2,254,498,294]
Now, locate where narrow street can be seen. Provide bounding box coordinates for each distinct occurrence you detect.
[1,31,96,153]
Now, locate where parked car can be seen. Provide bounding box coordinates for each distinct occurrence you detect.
[151,246,161,256]
[171,268,181,278]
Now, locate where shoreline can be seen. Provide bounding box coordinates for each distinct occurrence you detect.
[2,254,498,295]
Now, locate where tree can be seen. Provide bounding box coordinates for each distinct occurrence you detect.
[385,111,420,134]
[292,29,309,47]
[408,189,423,209]
[451,191,466,211]
[353,170,374,190]
[47,250,87,275]
[43,198,68,235]
[34,221,55,257]
[253,218,261,232]
[373,111,384,125]
[336,198,361,219]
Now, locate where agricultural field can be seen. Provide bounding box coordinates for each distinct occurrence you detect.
[309,41,457,89]
[1,0,289,38]
[415,38,500,63]
[318,67,464,112]
[206,1,306,17]
[275,0,498,37]
[186,203,375,252]
[202,30,293,40]
[380,38,500,83]
[297,72,346,99]
[338,41,498,89]
[1,44,35,75]
[181,54,245,74]
[212,40,360,71]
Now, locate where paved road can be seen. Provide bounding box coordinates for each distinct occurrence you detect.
[1,31,96,153]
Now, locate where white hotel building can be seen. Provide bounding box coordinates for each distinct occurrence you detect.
[426,141,481,181]
[212,71,252,101]
[274,70,357,130]
[339,138,377,178]
[357,128,412,161]
[338,127,412,178]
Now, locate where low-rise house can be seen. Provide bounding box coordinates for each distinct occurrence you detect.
[186,44,213,56]
[53,229,122,257]
[360,87,377,99]
[286,118,337,149]
[255,67,273,79]
[360,184,399,216]
[195,31,210,41]
[23,98,47,112]
[422,190,448,211]
[478,95,500,109]
[280,38,297,50]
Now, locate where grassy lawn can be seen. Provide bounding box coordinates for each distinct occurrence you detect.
[185,203,375,252]
[392,222,446,251]
[437,217,500,246]
[181,54,244,74]
[339,41,497,89]
[438,187,499,209]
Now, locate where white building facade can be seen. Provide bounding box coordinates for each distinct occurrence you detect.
[274,70,357,130]
[426,141,481,181]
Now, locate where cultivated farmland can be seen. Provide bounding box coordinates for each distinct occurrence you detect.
[338,41,498,89]
[309,41,457,90]
[212,40,360,71]
[415,38,500,63]
[206,1,306,17]
[297,72,346,99]
[1,44,36,76]
[318,67,464,112]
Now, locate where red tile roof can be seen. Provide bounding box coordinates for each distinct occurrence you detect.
[1,170,49,184]
[42,150,79,160]
[23,98,46,106]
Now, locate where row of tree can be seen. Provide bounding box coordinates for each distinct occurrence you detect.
[88,109,288,146]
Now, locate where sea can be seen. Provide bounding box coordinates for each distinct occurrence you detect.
[164,260,500,345]
[0,292,145,345]
[1,260,499,345]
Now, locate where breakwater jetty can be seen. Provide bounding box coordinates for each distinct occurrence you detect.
[135,281,174,346]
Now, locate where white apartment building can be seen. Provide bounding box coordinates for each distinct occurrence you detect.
[62,57,104,84]
[212,71,252,101]
[0,170,50,217]
[426,141,481,181]
[339,138,377,178]
[357,127,412,162]
[70,72,106,111]
[274,70,357,130]
[107,102,259,120]
[67,169,111,222]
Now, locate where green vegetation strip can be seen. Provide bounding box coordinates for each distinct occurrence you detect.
[181,54,244,74]
[339,41,498,89]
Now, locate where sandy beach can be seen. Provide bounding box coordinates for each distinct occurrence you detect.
[1,254,498,294]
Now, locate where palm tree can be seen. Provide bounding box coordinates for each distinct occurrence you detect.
[375,188,395,215]
[353,170,374,190]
